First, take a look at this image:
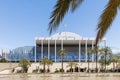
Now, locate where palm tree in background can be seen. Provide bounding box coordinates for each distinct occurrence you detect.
[87,48,92,73]
[93,46,101,72]
[49,0,120,45]
[39,57,48,73]
[46,59,53,72]
[111,55,118,71]
[99,54,111,71]
[111,54,120,71]
[101,47,112,72]
[59,49,67,72]
[66,60,78,72]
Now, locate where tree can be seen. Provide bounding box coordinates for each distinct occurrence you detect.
[66,60,78,72]
[111,54,120,71]
[92,46,101,73]
[87,48,93,73]
[96,0,120,44]
[49,0,120,45]
[48,0,83,34]
[0,58,8,63]
[39,57,48,73]
[19,58,31,73]
[99,53,111,72]
[101,47,112,72]
[46,59,53,72]
[111,54,120,70]
[59,49,67,72]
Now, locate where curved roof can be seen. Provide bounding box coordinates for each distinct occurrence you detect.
[35,31,103,41]
[51,32,82,40]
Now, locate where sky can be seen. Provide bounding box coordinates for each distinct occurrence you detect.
[0,0,120,53]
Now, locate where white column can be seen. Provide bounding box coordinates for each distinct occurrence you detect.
[55,40,56,62]
[41,40,43,59]
[35,43,36,62]
[48,40,50,59]
[92,40,94,62]
[79,40,81,62]
[61,40,63,50]
[85,40,87,62]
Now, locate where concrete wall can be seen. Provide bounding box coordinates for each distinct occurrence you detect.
[0,63,19,71]
[0,62,116,73]
[28,62,115,73]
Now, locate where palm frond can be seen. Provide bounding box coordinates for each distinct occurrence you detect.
[48,0,71,34]
[96,0,120,45]
[71,0,83,12]
[48,0,83,34]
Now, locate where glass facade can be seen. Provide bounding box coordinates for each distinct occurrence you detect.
[5,44,95,62]
[63,44,79,62]
[36,43,95,62]
[6,46,35,61]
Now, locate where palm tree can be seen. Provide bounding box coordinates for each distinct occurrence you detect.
[59,49,67,72]
[92,46,101,73]
[87,48,92,73]
[101,47,112,72]
[96,0,120,44]
[111,55,117,71]
[49,0,120,45]
[39,57,48,73]
[111,54,120,71]
[48,0,83,34]
[110,55,116,71]
[46,60,53,72]
[19,58,31,73]
[99,55,111,71]
[66,60,78,72]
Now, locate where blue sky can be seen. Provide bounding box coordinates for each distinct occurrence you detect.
[0,0,120,52]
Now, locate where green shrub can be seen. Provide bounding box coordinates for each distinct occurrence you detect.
[19,58,31,73]
[0,58,8,63]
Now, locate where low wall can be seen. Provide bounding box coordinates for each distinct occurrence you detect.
[28,62,115,73]
[0,62,116,73]
[0,63,19,71]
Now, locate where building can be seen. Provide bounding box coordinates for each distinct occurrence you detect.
[1,48,9,60]
[6,32,105,62]
[35,32,106,62]
[7,46,35,61]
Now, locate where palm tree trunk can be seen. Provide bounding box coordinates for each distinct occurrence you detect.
[61,56,63,73]
[96,52,98,73]
[113,62,115,71]
[43,63,45,73]
[115,62,117,69]
[88,53,89,73]
[70,66,72,72]
[47,66,50,72]
[105,53,106,72]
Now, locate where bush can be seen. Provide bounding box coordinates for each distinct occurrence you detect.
[59,68,64,72]
[32,69,39,73]
[0,58,8,63]
[39,69,44,73]
[47,68,50,73]
[69,68,73,72]
[16,69,22,73]
[12,68,15,73]
[54,68,59,73]
[19,58,31,73]
[74,67,78,72]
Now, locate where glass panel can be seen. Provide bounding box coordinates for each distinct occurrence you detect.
[50,45,55,61]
